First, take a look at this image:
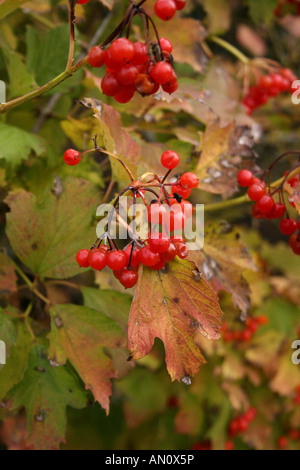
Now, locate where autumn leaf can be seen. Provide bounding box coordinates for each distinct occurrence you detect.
[48,304,126,413]
[0,253,17,295]
[9,344,87,450]
[128,258,223,382]
[284,180,300,215]
[188,222,257,314]
[5,178,98,279]
[81,98,140,186]
[196,113,257,196]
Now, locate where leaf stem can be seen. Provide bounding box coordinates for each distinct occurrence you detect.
[208,36,250,65]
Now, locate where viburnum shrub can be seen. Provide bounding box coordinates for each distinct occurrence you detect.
[64,144,198,288]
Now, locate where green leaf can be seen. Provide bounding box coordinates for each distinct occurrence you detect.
[0,122,44,167]
[2,48,37,98]
[0,319,33,402]
[5,177,99,279]
[48,304,126,412]
[82,287,132,331]
[0,0,29,19]
[9,344,87,450]
[0,309,17,357]
[247,0,277,24]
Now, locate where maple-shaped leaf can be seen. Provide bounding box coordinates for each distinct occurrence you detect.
[128,258,222,382]
[80,98,140,187]
[48,304,126,413]
[9,344,87,450]
[196,113,257,196]
[5,177,98,279]
[188,222,257,314]
[0,253,17,295]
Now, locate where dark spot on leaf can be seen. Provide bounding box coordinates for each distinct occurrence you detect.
[127,353,134,362]
[34,367,46,373]
[173,297,179,303]
[31,243,38,251]
[235,233,240,240]
[68,389,73,393]
[54,316,63,329]
[35,410,46,422]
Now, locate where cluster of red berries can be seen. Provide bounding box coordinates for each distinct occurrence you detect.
[87,36,178,103]
[221,315,269,343]
[77,0,90,4]
[237,169,300,255]
[154,0,186,21]
[278,429,300,450]
[228,408,257,438]
[67,148,199,289]
[274,0,300,17]
[242,68,298,115]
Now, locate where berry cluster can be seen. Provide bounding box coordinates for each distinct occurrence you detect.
[228,408,257,438]
[154,0,186,21]
[237,168,300,255]
[274,0,300,17]
[64,145,199,289]
[242,68,298,115]
[221,315,269,343]
[87,36,177,103]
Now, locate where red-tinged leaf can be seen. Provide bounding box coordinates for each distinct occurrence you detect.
[188,222,257,314]
[128,258,223,382]
[9,345,87,450]
[5,178,98,279]
[0,415,33,450]
[196,113,257,196]
[0,252,17,295]
[48,304,126,413]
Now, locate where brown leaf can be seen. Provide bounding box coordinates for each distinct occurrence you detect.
[188,222,257,314]
[283,180,300,215]
[196,113,257,196]
[128,259,223,382]
[0,252,17,294]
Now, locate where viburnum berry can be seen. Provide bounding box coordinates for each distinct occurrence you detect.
[155,0,177,21]
[76,249,90,268]
[280,218,297,236]
[114,87,135,104]
[278,436,288,450]
[124,245,140,268]
[272,203,286,219]
[174,242,189,259]
[162,79,178,94]
[237,169,254,187]
[101,73,120,96]
[150,61,174,85]
[88,249,107,271]
[172,184,191,199]
[256,195,275,214]
[87,46,106,68]
[77,0,90,4]
[180,172,199,189]
[149,233,171,253]
[131,42,148,65]
[174,0,186,10]
[106,250,127,270]
[117,65,139,86]
[159,38,173,53]
[135,73,157,96]
[161,150,180,169]
[180,200,194,219]
[160,242,177,262]
[109,38,135,64]
[139,245,161,266]
[63,149,81,166]
[247,183,266,201]
[119,268,138,289]
[289,234,300,255]
[147,203,169,224]
[149,258,166,270]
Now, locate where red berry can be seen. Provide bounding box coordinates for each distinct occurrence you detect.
[106,250,128,270]
[76,249,90,268]
[252,203,265,220]
[135,73,156,95]
[278,436,288,449]
[159,38,173,53]
[88,249,107,271]
[240,329,253,342]
[180,172,199,189]
[150,61,174,85]
[272,203,286,219]
[161,150,180,169]
[289,234,300,255]
[147,203,169,224]
[149,233,171,253]
[174,0,186,10]
[109,38,135,64]
[119,269,138,289]
[180,200,194,219]
[139,246,161,266]
[87,46,106,68]
[225,441,234,451]
[161,242,177,262]
[172,184,191,199]
[132,42,148,65]
[256,195,275,214]
[117,65,138,86]
[155,0,177,21]
[149,258,166,270]
[162,78,178,94]
[257,315,269,325]
[77,0,90,4]
[174,241,189,259]
[238,169,254,187]
[63,149,81,166]
[124,246,140,268]
[247,184,266,201]
[114,87,135,104]
[101,73,120,96]
[104,48,120,72]
[244,407,257,422]
[280,218,297,236]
